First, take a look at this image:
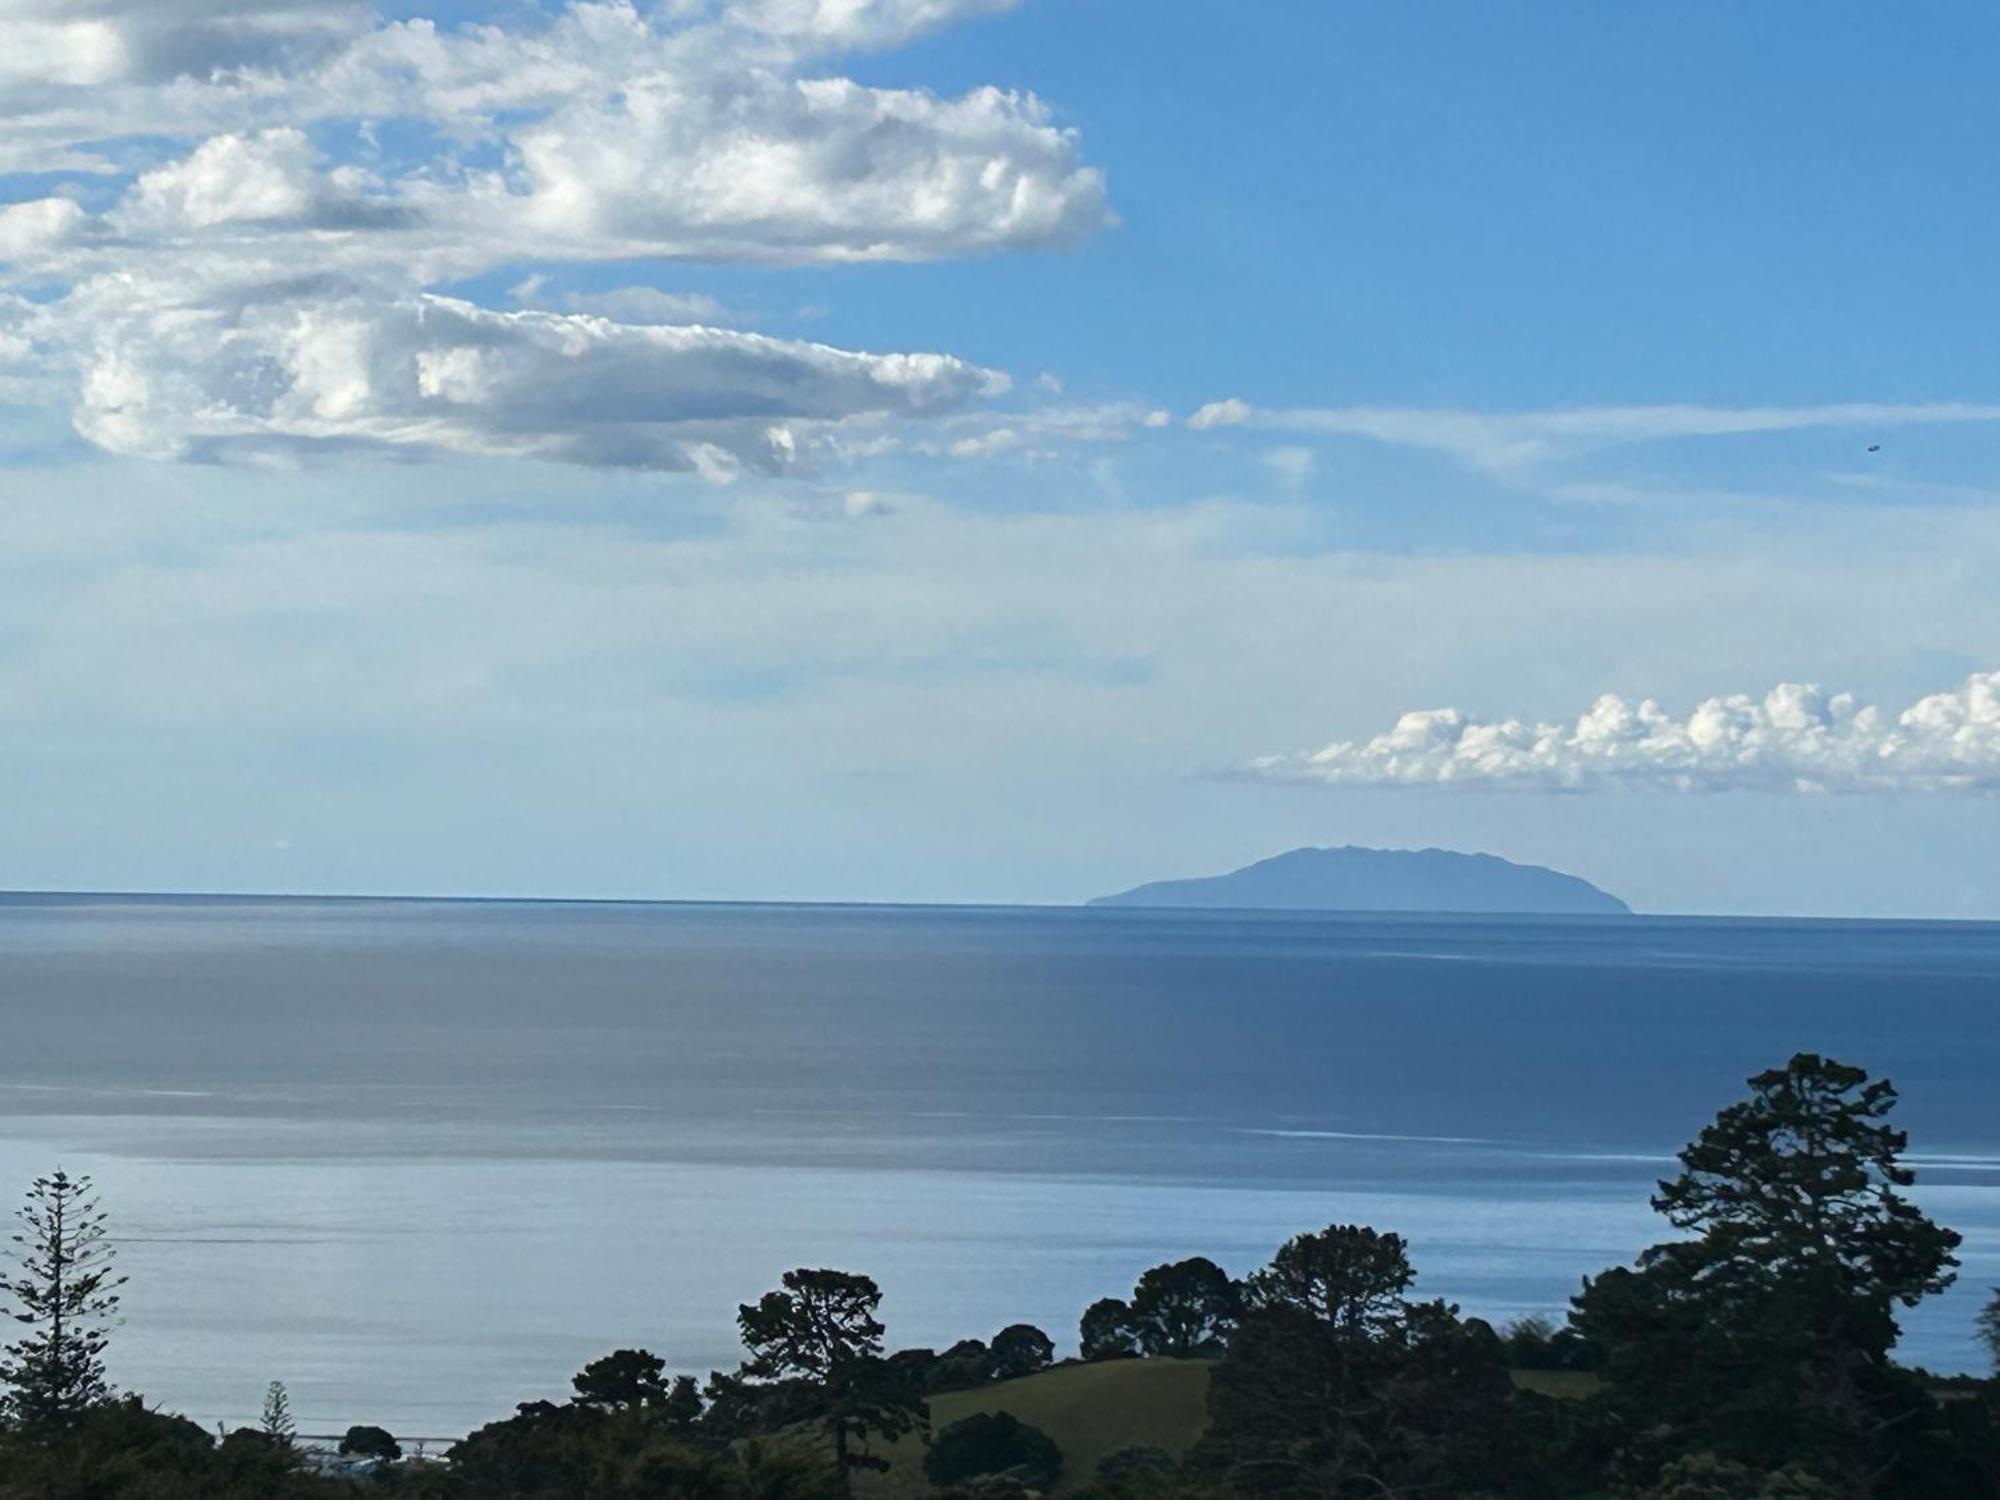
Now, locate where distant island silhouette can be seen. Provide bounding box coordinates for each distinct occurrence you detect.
[1088,845,1632,915]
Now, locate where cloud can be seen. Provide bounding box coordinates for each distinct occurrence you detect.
[0,196,91,259]
[1188,397,1252,430]
[1262,445,1314,490]
[1251,670,2000,794]
[1219,401,2000,476]
[517,283,736,326]
[66,280,1003,472]
[721,0,1022,51]
[0,0,366,89]
[0,0,1110,475]
[505,74,1106,263]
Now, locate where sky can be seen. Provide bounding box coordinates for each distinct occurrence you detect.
[2,0,1999,917]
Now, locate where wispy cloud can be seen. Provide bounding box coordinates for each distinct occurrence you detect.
[1188,398,2000,477]
[1250,670,2000,794]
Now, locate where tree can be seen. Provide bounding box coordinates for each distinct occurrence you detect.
[1572,1054,1962,1500]
[737,1269,928,1497]
[1198,1226,1517,1498]
[739,1269,885,1384]
[1244,1224,1413,1336]
[1978,1288,2000,1375]
[661,1373,704,1428]
[0,1169,126,1431]
[985,1323,1054,1382]
[1078,1298,1136,1361]
[339,1423,401,1463]
[924,1411,1063,1492]
[571,1348,669,1410]
[259,1381,295,1447]
[1127,1257,1240,1358]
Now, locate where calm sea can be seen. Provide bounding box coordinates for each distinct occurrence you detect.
[0,895,1992,1436]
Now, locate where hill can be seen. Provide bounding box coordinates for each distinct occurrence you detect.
[1088,845,1630,916]
[854,1359,1601,1495]
[859,1359,1212,1497]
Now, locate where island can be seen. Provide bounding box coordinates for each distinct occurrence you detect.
[1087,844,1632,915]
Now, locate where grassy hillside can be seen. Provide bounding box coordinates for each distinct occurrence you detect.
[859,1359,1212,1497]
[854,1360,1601,1495]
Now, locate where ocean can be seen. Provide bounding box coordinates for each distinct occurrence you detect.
[0,895,1992,1437]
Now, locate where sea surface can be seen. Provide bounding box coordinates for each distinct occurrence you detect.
[0,895,1993,1438]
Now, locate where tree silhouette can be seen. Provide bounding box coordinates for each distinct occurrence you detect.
[737,1268,927,1497]
[571,1348,669,1410]
[1201,1226,1517,1498]
[1245,1225,1414,1337]
[259,1380,295,1447]
[1978,1288,2000,1375]
[339,1424,400,1462]
[1574,1054,1962,1499]
[1128,1257,1241,1358]
[0,1169,126,1431]
[985,1323,1055,1381]
[1079,1297,1137,1361]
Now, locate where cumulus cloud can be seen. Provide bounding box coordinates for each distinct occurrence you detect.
[0,0,365,89]
[66,278,1002,472]
[505,74,1106,263]
[1251,670,2000,794]
[0,0,1110,475]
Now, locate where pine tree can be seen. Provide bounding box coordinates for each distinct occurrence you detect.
[737,1269,928,1498]
[261,1380,296,1446]
[0,1169,126,1431]
[1574,1055,1961,1500]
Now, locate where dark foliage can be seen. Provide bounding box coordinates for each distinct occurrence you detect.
[926,1339,994,1391]
[1572,1054,1962,1499]
[1085,1444,1178,1497]
[571,1349,670,1411]
[736,1269,927,1497]
[447,1399,831,1500]
[1501,1314,1601,1372]
[1195,1225,1520,1498]
[923,1410,1064,1491]
[985,1324,1055,1382]
[1079,1298,1137,1362]
[341,1423,403,1461]
[1128,1258,1242,1359]
[0,1398,339,1500]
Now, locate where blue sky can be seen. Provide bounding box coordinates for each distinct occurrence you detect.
[1,0,1998,915]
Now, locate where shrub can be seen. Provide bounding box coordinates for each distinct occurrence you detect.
[924,1411,1063,1492]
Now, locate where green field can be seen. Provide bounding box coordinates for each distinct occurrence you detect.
[854,1360,1602,1496]
[858,1359,1212,1497]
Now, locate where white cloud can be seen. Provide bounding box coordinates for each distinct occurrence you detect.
[67,279,1003,472]
[1252,670,2000,794]
[1231,401,2000,476]
[0,0,366,89]
[506,74,1106,263]
[721,0,1021,51]
[523,285,736,326]
[0,0,1110,474]
[1188,397,1252,430]
[0,196,90,259]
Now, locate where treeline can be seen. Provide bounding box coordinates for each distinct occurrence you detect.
[0,1054,1995,1498]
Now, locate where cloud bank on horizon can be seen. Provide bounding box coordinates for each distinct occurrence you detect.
[0,0,1106,476]
[1251,670,2000,795]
